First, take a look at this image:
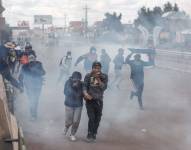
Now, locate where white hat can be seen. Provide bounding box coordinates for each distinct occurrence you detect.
[4,42,15,49]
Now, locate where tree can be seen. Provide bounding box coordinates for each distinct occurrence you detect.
[153,7,163,16]
[102,12,123,32]
[173,3,179,12]
[134,2,182,31]
[134,6,163,31]
[164,2,173,13]
[140,7,147,16]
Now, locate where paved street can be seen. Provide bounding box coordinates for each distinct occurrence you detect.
[14,43,191,150]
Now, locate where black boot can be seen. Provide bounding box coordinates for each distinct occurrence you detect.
[86,133,94,143]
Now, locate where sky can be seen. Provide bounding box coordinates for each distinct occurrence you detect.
[2,0,191,27]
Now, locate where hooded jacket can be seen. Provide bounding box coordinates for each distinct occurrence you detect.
[64,78,84,107]
[83,72,108,101]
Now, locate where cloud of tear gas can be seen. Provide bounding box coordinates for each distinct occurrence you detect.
[11,25,191,150]
[10,1,191,149]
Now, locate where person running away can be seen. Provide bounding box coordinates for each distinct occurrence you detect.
[125,52,154,110]
[58,51,72,83]
[19,55,45,120]
[75,47,97,73]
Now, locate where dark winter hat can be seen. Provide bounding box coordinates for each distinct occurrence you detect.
[25,45,32,50]
[72,71,82,80]
[90,46,97,52]
[92,61,102,68]
[134,54,141,59]
[67,51,71,55]
[4,42,15,49]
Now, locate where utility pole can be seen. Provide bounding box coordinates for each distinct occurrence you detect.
[83,4,89,38]
[64,14,67,32]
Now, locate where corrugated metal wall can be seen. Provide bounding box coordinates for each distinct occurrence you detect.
[0,75,18,150]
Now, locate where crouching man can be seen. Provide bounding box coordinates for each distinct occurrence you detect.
[83,62,108,142]
[64,71,83,141]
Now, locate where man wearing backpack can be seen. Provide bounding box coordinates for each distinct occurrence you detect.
[75,47,97,73]
[19,55,46,120]
[0,42,23,92]
[57,51,72,83]
[24,44,36,58]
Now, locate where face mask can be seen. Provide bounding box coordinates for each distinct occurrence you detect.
[72,79,80,88]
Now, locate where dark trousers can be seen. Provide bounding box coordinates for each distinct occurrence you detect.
[131,79,144,109]
[25,86,42,118]
[86,100,103,135]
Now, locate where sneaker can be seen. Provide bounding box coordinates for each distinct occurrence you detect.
[70,135,77,141]
[86,133,93,143]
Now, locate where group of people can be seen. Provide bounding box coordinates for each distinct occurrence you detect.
[0,41,45,120]
[1,42,155,143]
[59,46,154,142]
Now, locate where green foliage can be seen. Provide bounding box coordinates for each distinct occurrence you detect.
[102,12,123,32]
[173,3,179,12]
[164,2,173,13]
[134,2,180,31]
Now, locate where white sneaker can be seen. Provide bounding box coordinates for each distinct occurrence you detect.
[70,135,76,141]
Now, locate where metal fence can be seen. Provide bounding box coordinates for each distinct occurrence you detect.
[156,49,191,73]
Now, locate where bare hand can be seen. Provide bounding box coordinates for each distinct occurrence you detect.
[84,93,93,100]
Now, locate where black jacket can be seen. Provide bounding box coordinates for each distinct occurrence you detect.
[0,45,9,61]
[19,61,45,88]
[83,72,108,101]
[64,78,83,107]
